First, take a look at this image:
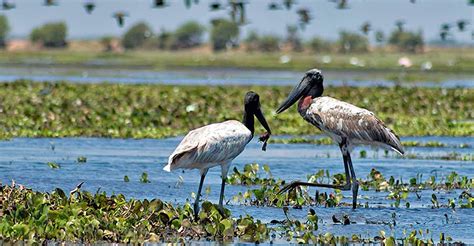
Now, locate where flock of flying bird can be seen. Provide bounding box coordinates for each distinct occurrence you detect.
[164,69,404,217]
[2,0,471,40]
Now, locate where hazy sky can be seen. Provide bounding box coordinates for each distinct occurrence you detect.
[1,0,472,43]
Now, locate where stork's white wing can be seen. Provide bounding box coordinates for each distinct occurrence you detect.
[165,120,252,171]
[304,97,404,154]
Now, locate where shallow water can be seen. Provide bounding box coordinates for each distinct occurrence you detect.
[1,66,473,88]
[0,136,473,242]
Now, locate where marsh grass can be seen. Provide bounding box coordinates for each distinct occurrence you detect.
[0,182,268,243]
[0,166,466,243]
[1,48,474,75]
[0,80,471,139]
[228,164,474,209]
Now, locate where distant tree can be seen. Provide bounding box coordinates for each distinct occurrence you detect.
[388,29,424,53]
[258,35,280,52]
[100,36,114,52]
[374,30,385,44]
[395,20,405,32]
[0,15,9,48]
[30,22,67,48]
[157,28,172,49]
[285,25,303,51]
[244,30,260,51]
[306,37,332,52]
[210,19,239,51]
[122,22,153,49]
[169,21,205,49]
[338,31,368,53]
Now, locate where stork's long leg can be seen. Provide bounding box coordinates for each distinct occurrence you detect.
[218,163,230,212]
[194,168,208,219]
[278,143,352,194]
[345,151,359,209]
[218,178,226,207]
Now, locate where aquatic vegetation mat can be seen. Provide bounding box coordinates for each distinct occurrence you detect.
[0,80,472,139]
[0,180,466,244]
[228,163,474,209]
[0,182,269,243]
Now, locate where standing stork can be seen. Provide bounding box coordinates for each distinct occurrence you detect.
[163,91,271,217]
[276,69,404,209]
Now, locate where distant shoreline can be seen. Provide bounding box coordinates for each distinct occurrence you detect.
[1,43,473,76]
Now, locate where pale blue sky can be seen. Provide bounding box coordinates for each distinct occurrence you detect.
[1,0,473,43]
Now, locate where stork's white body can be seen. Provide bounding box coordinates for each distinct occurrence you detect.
[163,120,252,174]
[299,96,404,155]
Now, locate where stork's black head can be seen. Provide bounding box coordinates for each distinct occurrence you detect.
[244,91,260,112]
[243,91,272,150]
[276,68,324,114]
[304,68,324,85]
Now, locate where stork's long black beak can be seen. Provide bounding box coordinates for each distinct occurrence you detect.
[255,107,271,135]
[276,76,310,114]
[255,107,271,151]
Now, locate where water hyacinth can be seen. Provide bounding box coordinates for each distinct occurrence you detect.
[0,182,269,243]
[0,81,471,139]
[0,168,468,243]
[228,164,474,208]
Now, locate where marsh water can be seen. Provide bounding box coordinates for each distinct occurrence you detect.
[0,136,473,242]
[0,65,473,242]
[1,65,474,88]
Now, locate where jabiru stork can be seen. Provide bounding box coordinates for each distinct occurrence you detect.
[164,91,271,217]
[276,69,404,209]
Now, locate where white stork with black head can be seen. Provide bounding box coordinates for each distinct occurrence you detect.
[276,69,404,209]
[163,91,271,217]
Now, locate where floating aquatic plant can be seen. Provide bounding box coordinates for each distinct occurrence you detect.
[76,156,87,163]
[0,81,471,139]
[0,182,269,243]
[46,162,60,169]
[228,164,474,208]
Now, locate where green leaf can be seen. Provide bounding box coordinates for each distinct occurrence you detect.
[47,162,60,169]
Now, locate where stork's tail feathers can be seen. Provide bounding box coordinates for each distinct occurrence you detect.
[385,127,405,156]
[164,146,198,172]
[163,164,172,172]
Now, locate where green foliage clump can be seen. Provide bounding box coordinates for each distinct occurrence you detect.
[243,32,281,52]
[306,37,333,53]
[0,184,268,243]
[30,22,67,48]
[0,165,469,243]
[388,29,424,53]
[156,28,172,49]
[228,164,343,208]
[210,19,239,51]
[0,81,471,139]
[243,30,260,51]
[285,25,303,51]
[100,36,114,52]
[257,35,281,52]
[228,164,474,209]
[0,15,9,48]
[140,172,150,183]
[122,22,153,49]
[169,21,205,49]
[338,31,368,53]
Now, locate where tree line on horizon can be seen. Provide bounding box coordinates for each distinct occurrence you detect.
[0,14,426,53]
